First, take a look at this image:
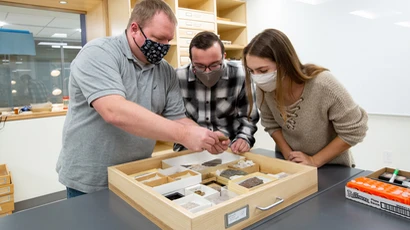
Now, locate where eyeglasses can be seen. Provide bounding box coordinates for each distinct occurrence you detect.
[193,62,223,72]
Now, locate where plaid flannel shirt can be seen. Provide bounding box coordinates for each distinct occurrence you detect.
[176,60,259,149]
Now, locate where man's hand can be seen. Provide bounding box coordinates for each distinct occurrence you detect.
[207,131,230,154]
[180,125,219,153]
[230,138,250,154]
[288,151,317,167]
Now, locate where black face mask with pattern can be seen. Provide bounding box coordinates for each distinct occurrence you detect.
[133,25,170,65]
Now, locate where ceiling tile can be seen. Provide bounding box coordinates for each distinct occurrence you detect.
[36,27,77,38]
[0,12,7,21]
[68,31,82,40]
[48,18,80,29]
[6,12,54,26]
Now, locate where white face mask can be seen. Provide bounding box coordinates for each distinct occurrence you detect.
[250,70,277,92]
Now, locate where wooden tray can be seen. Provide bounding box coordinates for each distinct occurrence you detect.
[108,150,317,230]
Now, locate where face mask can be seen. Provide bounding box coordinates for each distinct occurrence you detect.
[133,25,170,65]
[195,66,225,88]
[250,70,277,92]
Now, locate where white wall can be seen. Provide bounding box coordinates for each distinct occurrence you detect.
[246,0,410,116]
[248,0,410,171]
[0,116,65,202]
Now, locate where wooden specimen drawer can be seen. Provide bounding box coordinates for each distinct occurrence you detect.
[179,19,215,31]
[0,165,10,185]
[178,38,192,47]
[178,8,215,22]
[0,194,13,205]
[0,182,14,196]
[108,151,317,230]
[180,47,189,56]
[180,56,191,66]
[0,200,14,214]
[179,29,204,39]
[0,211,12,218]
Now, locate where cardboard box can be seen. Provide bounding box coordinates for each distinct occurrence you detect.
[108,150,317,230]
[345,167,410,219]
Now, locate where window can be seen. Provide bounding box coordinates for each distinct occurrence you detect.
[0,5,83,109]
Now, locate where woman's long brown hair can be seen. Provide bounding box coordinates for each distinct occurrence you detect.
[243,29,328,119]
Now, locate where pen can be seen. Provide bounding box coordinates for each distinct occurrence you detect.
[389,169,399,183]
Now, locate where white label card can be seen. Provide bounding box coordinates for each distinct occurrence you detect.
[225,205,249,228]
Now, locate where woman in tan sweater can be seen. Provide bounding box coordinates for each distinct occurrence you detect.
[243,29,368,167]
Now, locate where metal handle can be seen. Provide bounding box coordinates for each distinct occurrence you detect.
[256,197,284,211]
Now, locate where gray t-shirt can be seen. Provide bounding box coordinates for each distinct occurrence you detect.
[56,32,186,193]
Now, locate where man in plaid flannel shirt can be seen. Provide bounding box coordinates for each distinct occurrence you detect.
[21,74,49,103]
[175,32,259,154]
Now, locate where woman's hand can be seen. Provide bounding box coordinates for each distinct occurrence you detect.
[288,151,317,167]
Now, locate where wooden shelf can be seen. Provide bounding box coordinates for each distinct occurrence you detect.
[217,0,246,11]
[5,110,67,121]
[178,0,214,13]
[217,20,246,31]
[224,44,245,50]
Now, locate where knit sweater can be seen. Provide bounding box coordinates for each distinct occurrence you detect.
[257,71,368,167]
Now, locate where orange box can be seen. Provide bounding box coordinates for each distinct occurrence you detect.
[346,167,410,219]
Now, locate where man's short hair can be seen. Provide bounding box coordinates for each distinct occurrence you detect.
[127,0,177,29]
[189,31,225,60]
[20,74,32,81]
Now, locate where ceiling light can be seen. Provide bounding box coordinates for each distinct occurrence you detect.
[76,28,81,32]
[349,10,378,19]
[51,69,61,77]
[60,1,67,4]
[0,21,7,26]
[294,0,334,5]
[52,88,62,96]
[11,80,16,85]
[15,61,23,65]
[395,21,410,28]
[38,42,67,46]
[12,90,17,94]
[51,33,67,38]
[52,45,82,49]
[13,69,31,72]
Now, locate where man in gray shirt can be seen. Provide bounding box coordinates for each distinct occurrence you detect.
[56,0,229,198]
